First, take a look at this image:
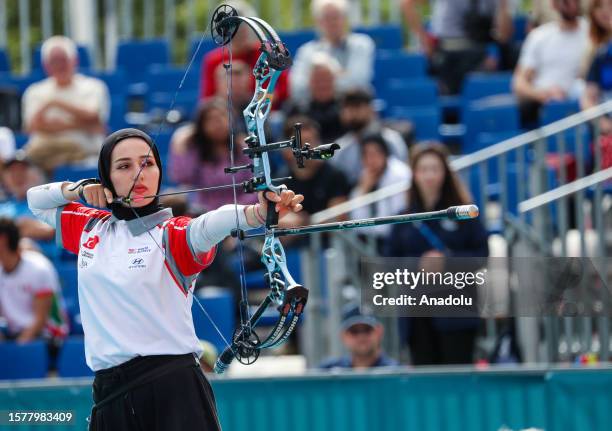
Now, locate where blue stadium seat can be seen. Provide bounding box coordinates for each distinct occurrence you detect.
[192,290,235,353]
[32,44,92,72]
[463,99,520,150]
[14,133,29,149]
[381,77,438,111]
[389,106,440,141]
[55,261,81,334]
[0,49,10,72]
[188,36,219,71]
[116,39,170,87]
[513,15,529,42]
[373,50,427,91]
[57,337,93,377]
[355,25,403,50]
[0,341,48,380]
[144,65,200,117]
[87,70,128,96]
[277,29,316,55]
[109,94,128,130]
[540,100,580,125]
[0,70,45,95]
[52,165,99,184]
[461,72,513,103]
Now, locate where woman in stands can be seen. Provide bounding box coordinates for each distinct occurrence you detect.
[27,128,304,431]
[349,133,411,248]
[384,142,488,366]
[168,98,256,214]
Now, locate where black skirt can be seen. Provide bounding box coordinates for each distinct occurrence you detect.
[89,353,221,431]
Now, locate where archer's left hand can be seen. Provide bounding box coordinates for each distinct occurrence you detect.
[258,188,304,220]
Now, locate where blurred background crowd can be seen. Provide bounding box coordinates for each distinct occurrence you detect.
[0,0,610,378]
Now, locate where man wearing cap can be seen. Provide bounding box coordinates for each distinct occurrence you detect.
[319,305,398,369]
[0,152,55,245]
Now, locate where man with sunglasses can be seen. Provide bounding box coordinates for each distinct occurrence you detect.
[319,304,398,370]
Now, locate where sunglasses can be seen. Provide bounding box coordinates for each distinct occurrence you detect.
[347,324,374,335]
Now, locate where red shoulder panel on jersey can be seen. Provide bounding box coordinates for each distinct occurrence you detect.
[166,216,216,276]
[60,203,110,254]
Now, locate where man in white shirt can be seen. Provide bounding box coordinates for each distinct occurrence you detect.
[512,0,588,127]
[22,36,110,174]
[0,217,66,343]
[290,0,375,103]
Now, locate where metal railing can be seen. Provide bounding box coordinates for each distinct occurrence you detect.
[301,101,612,367]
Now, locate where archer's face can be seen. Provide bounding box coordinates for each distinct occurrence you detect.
[109,138,160,208]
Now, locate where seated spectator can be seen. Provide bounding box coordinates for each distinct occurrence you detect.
[529,0,589,28]
[213,59,252,115]
[199,1,289,108]
[290,0,375,103]
[0,217,67,345]
[168,99,256,214]
[0,152,55,245]
[331,88,408,187]
[22,36,110,175]
[582,0,612,76]
[319,303,398,370]
[513,0,588,128]
[402,0,514,94]
[349,134,411,243]
[384,142,488,365]
[582,29,612,168]
[285,53,345,143]
[276,116,350,228]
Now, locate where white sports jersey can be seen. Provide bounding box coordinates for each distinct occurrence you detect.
[0,250,66,337]
[56,203,216,371]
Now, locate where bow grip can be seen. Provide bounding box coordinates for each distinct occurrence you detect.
[265,193,279,227]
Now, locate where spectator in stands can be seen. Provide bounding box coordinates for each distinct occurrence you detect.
[402,0,514,94]
[529,0,589,28]
[0,152,55,245]
[349,133,411,244]
[277,116,349,229]
[582,0,612,76]
[331,88,408,187]
[22,36,110,175]
[0,217,67,344]
[168,99,256,214]
[199,1,289,108]
[384,143,488,365]
[513,0,588,128]
[285,53,346,143]
[582,5,612,169]
[213,59,252,115]
[319,303,398,369]
[290,0,375,103]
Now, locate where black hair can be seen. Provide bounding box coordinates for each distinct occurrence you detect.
[0,217,20,252]
[360,133,390,157]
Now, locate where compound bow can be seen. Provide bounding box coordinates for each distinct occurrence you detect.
[123,4,480,374]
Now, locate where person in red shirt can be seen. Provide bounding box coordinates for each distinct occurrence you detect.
[199,3,289,108]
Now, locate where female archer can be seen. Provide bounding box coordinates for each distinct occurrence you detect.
[27,128,304,430]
